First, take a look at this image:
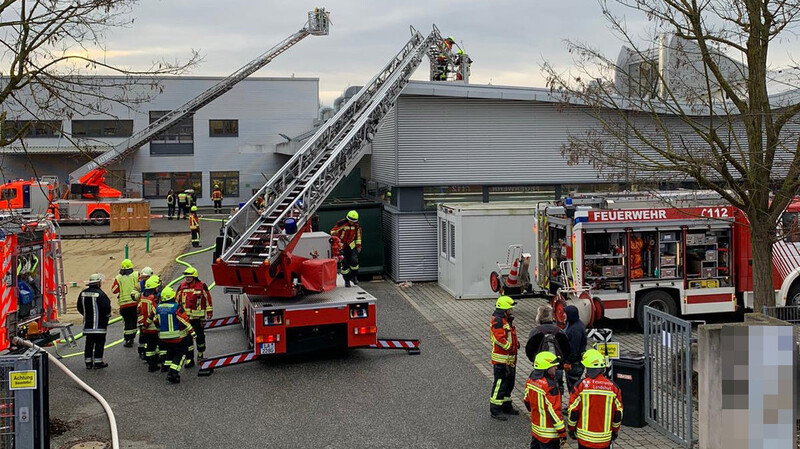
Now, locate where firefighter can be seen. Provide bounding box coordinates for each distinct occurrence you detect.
[77,273,111,369]
[331,210,362,288]
[111,259,140,348]
[154,286,195,384]
[177,190,187,219]
[176,266,213,366]
[189,206,200,247]
[211,184,223,214]
[490,295,520,420]
[138,275,162,372]
[254,195,266,213]
[567,349,623,449]
[524,351,567,449]
[166,189,175,220]
[135,266,154,359]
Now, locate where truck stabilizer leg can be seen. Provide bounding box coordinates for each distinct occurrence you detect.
[370,338,420,355]
[203,315,241,329]
[197,350,257,376]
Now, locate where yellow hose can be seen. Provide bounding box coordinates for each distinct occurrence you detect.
[58,240,218,357]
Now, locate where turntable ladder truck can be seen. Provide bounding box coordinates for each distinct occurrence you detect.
[199,26,453,374]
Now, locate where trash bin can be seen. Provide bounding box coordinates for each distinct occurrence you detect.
[613,353,647,428]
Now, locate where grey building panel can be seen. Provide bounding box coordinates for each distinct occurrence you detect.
[382,210,398,280]
[393,97,604,186]
[371,106,397,185]
[384,208,438,281]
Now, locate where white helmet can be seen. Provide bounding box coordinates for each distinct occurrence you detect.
[86,273,103,285]
[141,266,154,277]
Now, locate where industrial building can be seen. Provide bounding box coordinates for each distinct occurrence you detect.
[1,76,319,206]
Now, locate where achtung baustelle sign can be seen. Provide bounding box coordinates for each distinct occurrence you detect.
[9,370,37,390]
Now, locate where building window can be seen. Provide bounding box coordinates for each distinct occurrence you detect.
[72,120,133,138]
[628,60,658,99]
[149,111,194,155]
[209,120,238,137]
[488,185,558,202]
[3,120,62,138]
[142,172,202,199]
[423,186,483,210]
[210,171,239,197]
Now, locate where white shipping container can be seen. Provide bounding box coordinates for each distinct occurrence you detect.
[437,202,537,299]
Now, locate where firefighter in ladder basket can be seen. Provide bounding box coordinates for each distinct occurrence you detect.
[331,210,362,288]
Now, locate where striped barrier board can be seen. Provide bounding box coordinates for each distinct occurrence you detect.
[370,338,420,355]
[197,351,257,376]
[203,315,240,329]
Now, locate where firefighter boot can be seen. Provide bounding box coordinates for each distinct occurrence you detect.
[167,371,180,384]
[147,363,160,373]
[93,362,109,369]
[197,352,204,361]
[502,403,520,415]
[490,406,507,421]
[185,359,195,369]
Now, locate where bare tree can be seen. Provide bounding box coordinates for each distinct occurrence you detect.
[544,0,800,311]
[0,0,200,164]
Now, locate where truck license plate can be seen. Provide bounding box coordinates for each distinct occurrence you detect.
[260,343,275,354]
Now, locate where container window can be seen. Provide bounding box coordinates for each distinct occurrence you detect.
[440,219,447,256]
[449,222,456,260]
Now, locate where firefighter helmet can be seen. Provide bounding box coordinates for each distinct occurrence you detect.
[183,267,198,277]
[160,286,176,302]
[144,275,161,290]
[582,349,607,368]
[121,259,134,270]
[141,266,153,277]
[86,273,103,285]
[495,295,515,310]
[534,351,560,370]
[191,206,198,212]
[347,210,359,222]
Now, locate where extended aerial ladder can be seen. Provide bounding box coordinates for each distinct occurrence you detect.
[67,9,331,183]
[212,26,451,296]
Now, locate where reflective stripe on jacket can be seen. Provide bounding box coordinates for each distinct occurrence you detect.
[524,372,566,442]
[490,311,518,366]
[189,214,199,230]
[112,271,139,308]
[137,294,159,333]
[567,373,623,448]
[176,279,213,318]
[155,302,194,342]
[177,193,187,204]
[211,190,222,200]
[331,218,362,250]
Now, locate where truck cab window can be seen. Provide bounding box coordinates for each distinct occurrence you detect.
[1,189,16,201]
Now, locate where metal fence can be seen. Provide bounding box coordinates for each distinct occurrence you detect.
[762,305,800,344]
[643,306,696,448]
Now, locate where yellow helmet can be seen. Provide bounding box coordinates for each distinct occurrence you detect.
[495,296,515,310]
[183,267,198,277]
[144,275,161,290]
[121,259,133,270]
[347,210,359,222]
[582,349,607,368]
[160,286,176,302]
[191,205,198,212]
[534,351,560,370]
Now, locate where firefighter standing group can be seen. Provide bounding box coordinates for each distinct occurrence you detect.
[77,259,213,384]
[490,297,623,449]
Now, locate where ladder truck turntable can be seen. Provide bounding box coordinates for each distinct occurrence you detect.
[534,191,800,328]
[0,9,332,225]
[199,25,461,375]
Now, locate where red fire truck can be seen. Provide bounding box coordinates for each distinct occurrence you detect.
[0,169,139,225]
[536,192,800,328]
[0,216,65,351]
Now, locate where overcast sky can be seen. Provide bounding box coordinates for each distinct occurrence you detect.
[97,0,800,106]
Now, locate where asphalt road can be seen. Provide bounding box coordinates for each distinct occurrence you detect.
[49,223,531,448]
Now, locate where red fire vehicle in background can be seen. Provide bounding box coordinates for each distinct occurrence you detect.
[535,191,800,328]
[0,216,65,351]
[0,168,138,225]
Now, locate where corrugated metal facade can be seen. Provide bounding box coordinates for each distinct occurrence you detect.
[372,107,397,186]
[371,96,605,186]
[382,207,438,282]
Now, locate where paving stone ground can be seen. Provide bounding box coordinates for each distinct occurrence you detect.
[393,281,689,449]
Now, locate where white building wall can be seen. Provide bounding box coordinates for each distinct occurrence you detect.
[1,76,319,206]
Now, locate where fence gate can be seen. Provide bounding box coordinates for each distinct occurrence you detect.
[643,306,695,448]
